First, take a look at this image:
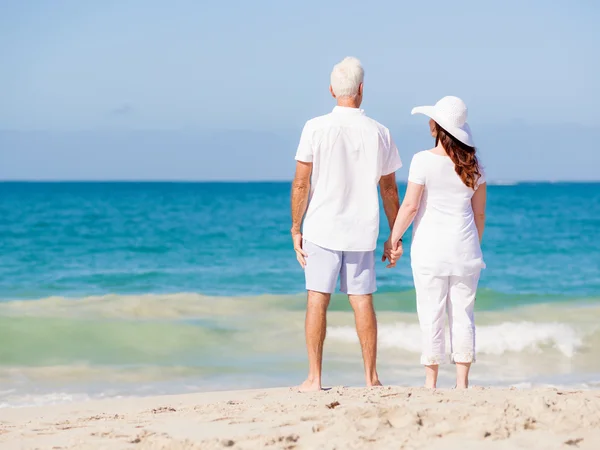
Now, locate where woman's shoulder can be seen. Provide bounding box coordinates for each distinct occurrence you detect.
[411,149,433,160]
[407,150,436,184]
[410,149,440,165]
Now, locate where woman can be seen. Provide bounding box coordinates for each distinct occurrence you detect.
[388,96,486,389]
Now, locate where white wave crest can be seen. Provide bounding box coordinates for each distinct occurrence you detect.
[0,392,93,409]
[0,293,304,319]
[328,321,584,357]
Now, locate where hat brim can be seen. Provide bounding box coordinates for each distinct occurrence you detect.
[411,106,475,147]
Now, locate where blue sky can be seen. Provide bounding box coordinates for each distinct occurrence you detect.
[0,1,599,180]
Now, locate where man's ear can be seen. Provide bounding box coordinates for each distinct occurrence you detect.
[358,83,363,96]
[329,85,336,98]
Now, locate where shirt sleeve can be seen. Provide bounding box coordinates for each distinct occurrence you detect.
[381,130,403,176]
[295,122,313,162]
[476,166,487,188]
[407,153,426,185]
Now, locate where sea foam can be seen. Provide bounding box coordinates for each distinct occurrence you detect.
[328,321,585,357]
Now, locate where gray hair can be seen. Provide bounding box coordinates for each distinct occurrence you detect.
[330,57,364,98]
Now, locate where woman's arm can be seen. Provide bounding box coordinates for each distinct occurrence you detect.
[390,181,425,246]
[471,183,487,242]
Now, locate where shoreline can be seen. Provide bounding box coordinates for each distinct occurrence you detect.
[2,386,600,449]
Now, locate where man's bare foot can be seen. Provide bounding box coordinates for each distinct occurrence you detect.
[367,379,383,387]
[296,379,322,393]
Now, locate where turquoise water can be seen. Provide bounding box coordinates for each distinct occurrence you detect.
[0,182,599,406]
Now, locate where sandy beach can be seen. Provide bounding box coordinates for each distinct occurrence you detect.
[1,386,600,449]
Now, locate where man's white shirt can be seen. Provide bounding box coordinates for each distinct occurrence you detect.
[295,106,402,251]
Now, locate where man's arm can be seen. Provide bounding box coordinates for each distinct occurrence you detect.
[380,172,401,267]
[379,172,400,230]
[291,161,312,267]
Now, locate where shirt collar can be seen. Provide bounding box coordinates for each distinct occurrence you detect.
[332,106,365,115]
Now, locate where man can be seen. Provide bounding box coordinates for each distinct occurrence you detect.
[291,57,403,392]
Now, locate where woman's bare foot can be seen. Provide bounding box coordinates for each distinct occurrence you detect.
[296,378,322,393]
[367,379,383,387]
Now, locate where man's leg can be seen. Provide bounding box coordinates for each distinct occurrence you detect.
[348,294,381,386]
[341,249,381,386]
[299,290,331,392]
[298,240,341,392]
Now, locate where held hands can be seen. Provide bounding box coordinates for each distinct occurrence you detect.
[382,238,403,268]
[292,231,308,268]
[293,232,401,269]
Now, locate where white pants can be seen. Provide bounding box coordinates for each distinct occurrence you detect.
[413,271,481,365]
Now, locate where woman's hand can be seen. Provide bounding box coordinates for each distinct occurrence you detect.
[382,238,403,268]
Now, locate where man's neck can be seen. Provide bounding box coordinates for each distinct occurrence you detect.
[336,97,361,109]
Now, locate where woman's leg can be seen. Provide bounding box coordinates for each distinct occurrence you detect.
[413,272,450,388]
[448,271,481,389]
[455,362,471,389]
[424,365,439,389]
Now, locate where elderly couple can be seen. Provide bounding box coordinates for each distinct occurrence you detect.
[290,57,487,391]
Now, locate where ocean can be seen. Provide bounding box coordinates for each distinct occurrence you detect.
[0,181,599,407]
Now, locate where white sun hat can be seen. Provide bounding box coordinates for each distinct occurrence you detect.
[411,96,474,147]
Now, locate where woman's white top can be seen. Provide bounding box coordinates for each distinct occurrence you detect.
[408,150,486,276]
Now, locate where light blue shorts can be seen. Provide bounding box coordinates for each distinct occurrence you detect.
[303,240,376,295]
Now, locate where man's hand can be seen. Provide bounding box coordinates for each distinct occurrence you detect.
[382,239,403,268]
[292,231,308,268]
[291,161,312,269]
